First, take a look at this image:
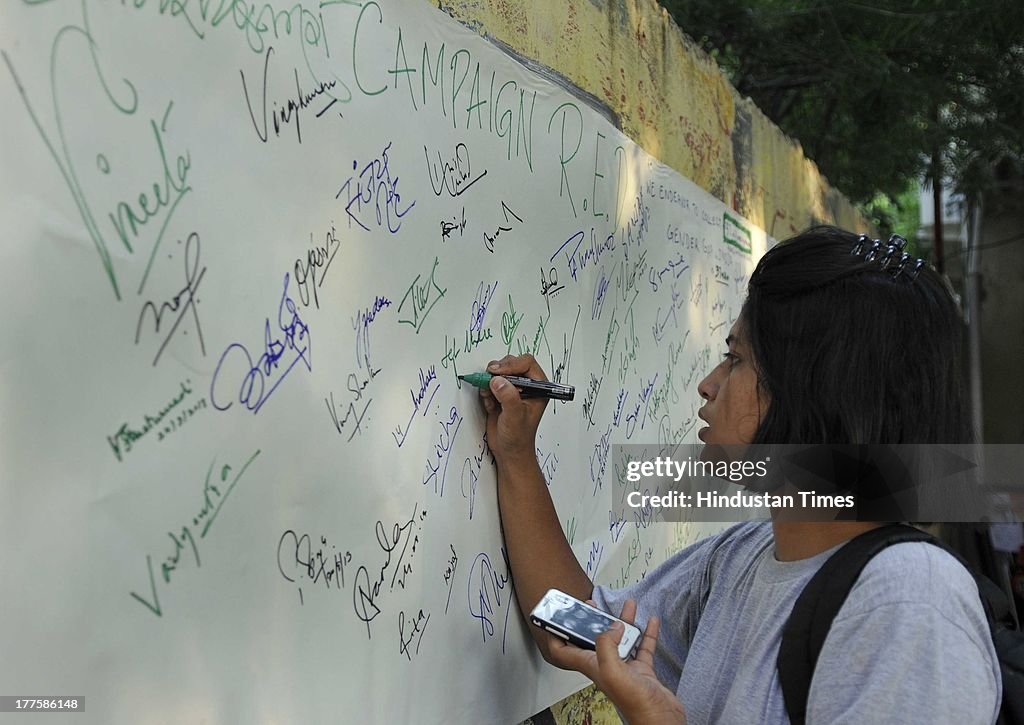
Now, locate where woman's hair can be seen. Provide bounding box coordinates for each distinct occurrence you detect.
[743,225,972,446]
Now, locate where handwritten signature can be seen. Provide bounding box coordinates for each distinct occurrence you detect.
[469,280,498,334]
[442,544,459,614]
[540,265,564,302]
[483,201,524,253]
[352,504,426,639]
[130,450,262,617]
[337,142,415,234]
[210,273,311,414]
[135,231,207,366]
[460,431,493,521]
[501,295,524,353]
[422,406,463,497]
[398,609,431,661]
[392,365,440,448]
[240,45,340,145]
[440,207,468,241]
[551,227,616,283]
[425,142,487,198]
[397,257,446,334]
[277,530,353,605]
[108,380,193,461]
[326,366,380,442]
[293,223,341,309]
[353,294,391,372]
[467,548,514,652]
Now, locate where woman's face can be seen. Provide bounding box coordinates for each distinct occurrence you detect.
[697,319,766,446]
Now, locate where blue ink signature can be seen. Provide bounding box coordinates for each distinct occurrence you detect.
[337,142,415,234]
[467,548,514,653]
[210,273,311,414]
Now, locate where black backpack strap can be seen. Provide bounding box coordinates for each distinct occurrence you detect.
[777,523,949,725]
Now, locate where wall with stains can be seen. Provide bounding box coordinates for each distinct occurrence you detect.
[426,1,867,723]
[431,0,868,241]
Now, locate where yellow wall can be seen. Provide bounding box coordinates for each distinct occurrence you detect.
[426,1,869,722]
[432,0,869,241]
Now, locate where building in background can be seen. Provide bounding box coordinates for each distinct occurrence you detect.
[917,180,967,299]
[974,176,1024,446]
[918,174,1024,445]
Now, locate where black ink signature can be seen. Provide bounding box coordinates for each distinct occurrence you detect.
[441,207,467,240]
[352,504,424,638]
[240,45,340,144]
[442,544,459,614]
[294,224,341,309]
[540,265,564,301]
[135,231,206,366]
[326,391,373,441]
[277,529,352,605]
[398,609,431,661]
[425,142,487,198]
[483,201,524,253]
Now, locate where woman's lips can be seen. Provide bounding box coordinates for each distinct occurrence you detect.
[698,426,709,441]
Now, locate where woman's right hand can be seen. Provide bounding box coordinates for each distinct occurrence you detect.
[478,354,550,467]
[545,600,686,725]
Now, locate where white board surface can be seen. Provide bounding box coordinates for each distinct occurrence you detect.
[0,1,766,722]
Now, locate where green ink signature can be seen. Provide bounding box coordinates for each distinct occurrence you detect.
[130,449,262,617]
[3,0,192,298]
[397,256,446,334]
[107,379,193,461]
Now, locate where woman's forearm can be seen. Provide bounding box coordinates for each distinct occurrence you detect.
[496,453,592,659]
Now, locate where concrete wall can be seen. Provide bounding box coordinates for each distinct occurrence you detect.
[979,200,1024,445]
[433,0,869,241]
[425,1,871,722]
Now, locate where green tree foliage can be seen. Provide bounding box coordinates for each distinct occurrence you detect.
[660,0,1024,204]
[862,182,921,253]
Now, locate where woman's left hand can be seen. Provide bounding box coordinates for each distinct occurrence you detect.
[544,599,687,725]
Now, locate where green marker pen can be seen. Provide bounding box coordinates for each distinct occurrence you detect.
[458,372,575,402]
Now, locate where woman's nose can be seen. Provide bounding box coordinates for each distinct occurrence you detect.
[698,372,718,401]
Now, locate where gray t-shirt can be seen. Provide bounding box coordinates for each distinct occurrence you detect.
[592,522,1001,724]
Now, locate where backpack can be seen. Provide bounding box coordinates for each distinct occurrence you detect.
[777,523,1024,725]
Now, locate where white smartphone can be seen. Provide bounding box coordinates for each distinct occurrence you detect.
[530,588,642,659]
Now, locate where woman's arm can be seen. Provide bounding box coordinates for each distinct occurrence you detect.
[481,355,689,721]
[479,354,593,661]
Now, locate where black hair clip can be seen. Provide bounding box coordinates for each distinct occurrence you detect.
[893,253,913,278]
[851,233,925,282]
[909,259,926,281]
[880,244,900,269]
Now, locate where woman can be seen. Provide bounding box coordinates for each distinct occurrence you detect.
[478,226,1001,724]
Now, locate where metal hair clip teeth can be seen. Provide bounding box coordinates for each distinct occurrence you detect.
[850,233,925,281]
